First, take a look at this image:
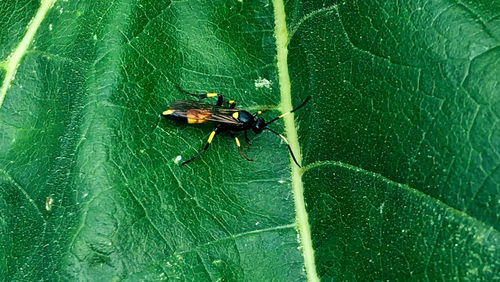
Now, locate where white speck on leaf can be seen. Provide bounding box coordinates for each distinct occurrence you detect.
[45,197,53,211]
[379,202,385,214]
[93,34,97,40]
[49,24,53,31]
[254,77,272,89]
[174,155,182,164]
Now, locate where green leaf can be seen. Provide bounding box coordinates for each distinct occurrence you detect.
[0,0,498,281]
[0,0,304,280]
[286,0,499,280]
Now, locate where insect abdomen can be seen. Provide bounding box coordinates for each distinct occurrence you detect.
[162,109,211,124]
[162,109,188,123]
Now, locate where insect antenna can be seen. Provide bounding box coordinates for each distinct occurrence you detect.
[265,96,310,125]
[260,96,310,167]
[264,127,301,167]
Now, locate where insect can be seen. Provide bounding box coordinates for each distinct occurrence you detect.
[162,85,310,166]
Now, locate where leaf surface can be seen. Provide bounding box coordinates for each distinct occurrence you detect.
[286,0,499,280]
[0,0,499,281]
[0,0,304,280]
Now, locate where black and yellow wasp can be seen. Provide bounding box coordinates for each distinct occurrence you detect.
[162,85,310,166]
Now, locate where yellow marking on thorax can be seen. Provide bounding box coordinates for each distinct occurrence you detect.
[232,112,239,119]
[162,109,175,115]
[206,93,218,98]
[207,131,216,143]
[229,100,235,104]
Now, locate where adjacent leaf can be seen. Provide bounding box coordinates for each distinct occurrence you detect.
[286,0,499,280]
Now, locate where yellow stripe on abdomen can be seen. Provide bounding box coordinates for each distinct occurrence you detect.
[187,118,209,124]
[162,109,175,116]
[187,110,211,124]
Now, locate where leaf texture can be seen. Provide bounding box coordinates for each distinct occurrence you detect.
[0,0,498,280]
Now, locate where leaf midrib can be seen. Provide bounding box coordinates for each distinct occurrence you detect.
[272,0,320,281]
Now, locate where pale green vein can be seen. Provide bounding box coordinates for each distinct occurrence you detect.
[303,160,500,233]
[0,169,45,221]
[272,1,319,281]
[123,223,297,279]
[288,5,338,40]
[0,0,57,108]
[175,223,297,256]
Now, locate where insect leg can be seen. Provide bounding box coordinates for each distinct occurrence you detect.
[217,96,236,108]
[175,85,237,108]
[181,125,222,166]
[175,85,221,100]
[216,95,224,106]
[230,132,253,162]
[244,131,252,146]
[264,127,301,167]
[252,110,264,118]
